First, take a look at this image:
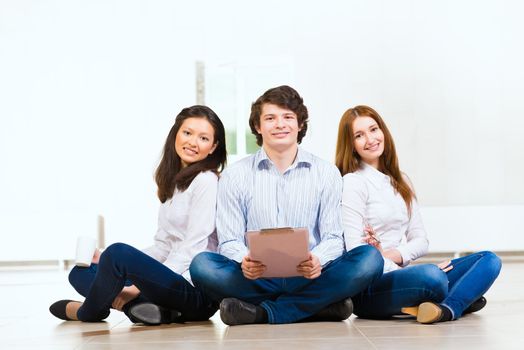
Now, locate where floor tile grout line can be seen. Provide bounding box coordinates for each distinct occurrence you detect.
[360,334,500,340]
[75,335,97,350]
[84,338,370,345]
[352,323,379,350]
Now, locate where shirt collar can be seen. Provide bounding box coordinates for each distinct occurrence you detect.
[358,162,390,188]
[255,147,312,171]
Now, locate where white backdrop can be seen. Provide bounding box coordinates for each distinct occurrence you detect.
[1,0,523,260]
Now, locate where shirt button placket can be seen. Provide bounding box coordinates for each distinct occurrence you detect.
[277,175,286,226]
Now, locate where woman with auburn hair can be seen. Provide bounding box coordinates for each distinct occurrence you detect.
[49,105,227,325]
[335,105,501,324]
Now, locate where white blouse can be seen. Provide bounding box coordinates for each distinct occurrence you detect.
[341,163,428,273]
[142,171,218,283]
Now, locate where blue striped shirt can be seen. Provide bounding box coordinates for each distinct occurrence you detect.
[217,147,344,266]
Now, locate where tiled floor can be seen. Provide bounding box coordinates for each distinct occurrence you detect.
[1,261,522,349]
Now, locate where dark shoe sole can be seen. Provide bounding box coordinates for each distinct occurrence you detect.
[129,303,181,326]
[219,298,258,326]
[308,297,353,322]
[464,296,487,314]
[339,297,353,320]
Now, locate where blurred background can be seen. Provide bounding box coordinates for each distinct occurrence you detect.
[1,0,523,264]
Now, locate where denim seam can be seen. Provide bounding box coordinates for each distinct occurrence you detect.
[125,272,205,314]
[444,253,487,319]
[361,287,444,301]
[259,300,275,324]
[78,278,123,321]
[440,302,456,320]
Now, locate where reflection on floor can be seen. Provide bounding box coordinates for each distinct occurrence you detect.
[0,261,522,349]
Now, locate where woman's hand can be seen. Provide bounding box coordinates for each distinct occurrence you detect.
[362,224,404,265]
[362,224,383,252]
[241,256,266,280]
[436,260,453,272]
[112,285,141,311]
[297,253,322,279]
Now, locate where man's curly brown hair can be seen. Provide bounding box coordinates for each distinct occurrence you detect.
[249,85,309,146]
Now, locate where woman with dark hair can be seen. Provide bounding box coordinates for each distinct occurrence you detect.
[335,105,501,324]
[49,105,227,325]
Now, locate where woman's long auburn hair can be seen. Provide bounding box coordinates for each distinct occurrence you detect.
[335,105,415,214]
[155,105,227,203]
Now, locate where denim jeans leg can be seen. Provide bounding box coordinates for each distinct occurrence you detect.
[352,264,448,319]
[261,245,384,324]
[68,259,151,321]
[68,264,99,296]
[77,243,216,322]
[442,251,502,319]
[189,252,282,305]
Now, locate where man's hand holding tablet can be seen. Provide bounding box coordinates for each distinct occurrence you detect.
[245,227,310,279]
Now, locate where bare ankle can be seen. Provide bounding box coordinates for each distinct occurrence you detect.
[65,301,81,320]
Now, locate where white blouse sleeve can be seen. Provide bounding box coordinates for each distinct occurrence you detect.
[396,199,429,266]
[162,171,218,274]
[383,257,401,272]
[396,173,429,266]
[341,174,368,251]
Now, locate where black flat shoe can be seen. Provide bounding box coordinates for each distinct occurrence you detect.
[49,299,77,320]
[307,297,353,322]
[129,303,182,326]
[464,296,487,314]
[219,298,261,326]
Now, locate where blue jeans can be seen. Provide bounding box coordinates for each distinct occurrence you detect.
[189,245,384,324]
[353,251,502,320]
[70,242,217,322]
[69,260,142,320]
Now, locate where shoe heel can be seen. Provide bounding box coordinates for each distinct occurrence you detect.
[401,306,419,317]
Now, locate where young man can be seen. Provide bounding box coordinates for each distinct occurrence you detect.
[190,86,383,325]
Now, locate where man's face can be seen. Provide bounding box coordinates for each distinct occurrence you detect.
[256,103,301,152]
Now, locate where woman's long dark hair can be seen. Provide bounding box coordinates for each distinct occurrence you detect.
[155,105,227,203]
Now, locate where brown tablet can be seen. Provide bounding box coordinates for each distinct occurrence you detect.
[245,227,309,278]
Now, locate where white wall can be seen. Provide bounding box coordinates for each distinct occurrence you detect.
[1,0,523,260]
